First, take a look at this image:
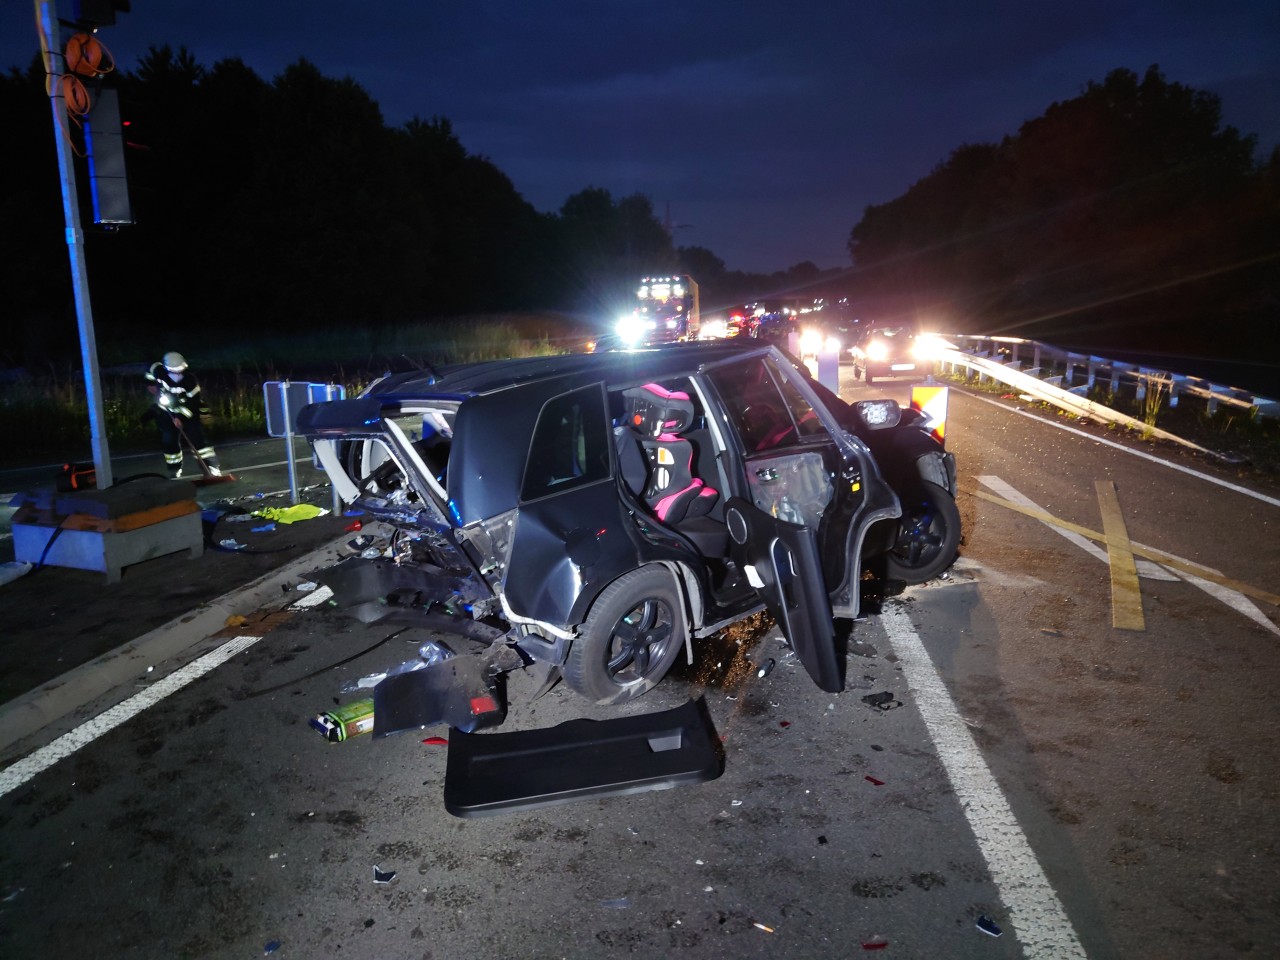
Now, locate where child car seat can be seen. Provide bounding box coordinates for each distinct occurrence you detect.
[621,383,719,524]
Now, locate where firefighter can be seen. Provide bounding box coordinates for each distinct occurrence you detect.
[144,351,222,478]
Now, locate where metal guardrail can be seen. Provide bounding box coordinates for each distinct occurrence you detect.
[938,335,1278,420]
[930,335,1275,462]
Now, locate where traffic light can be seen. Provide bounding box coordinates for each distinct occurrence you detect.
[62,0,131,29]
[84,80,133,224]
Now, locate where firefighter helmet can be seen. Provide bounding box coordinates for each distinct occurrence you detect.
[163,351,188,373]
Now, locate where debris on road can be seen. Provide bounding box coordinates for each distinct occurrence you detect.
[372,865,396,884]
[252,504,329,525]
[756,658,775,678]
[976,914,1003,937]
[753,922,775,933]
[865,775,885,786]
[861,691,901,710]
[310,699,375,742]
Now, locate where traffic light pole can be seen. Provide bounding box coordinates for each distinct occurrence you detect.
[38,0,114,488]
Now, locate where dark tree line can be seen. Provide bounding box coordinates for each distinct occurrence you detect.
[845,66,1279,363]
[4,46,810,364]
[5,52,1274,369]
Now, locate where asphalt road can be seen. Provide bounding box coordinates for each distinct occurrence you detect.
[1,373,1278,959]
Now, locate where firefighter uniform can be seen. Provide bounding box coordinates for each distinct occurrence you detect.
[145,351,221,478]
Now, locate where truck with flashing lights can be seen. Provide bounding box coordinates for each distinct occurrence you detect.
[615,275,700,346]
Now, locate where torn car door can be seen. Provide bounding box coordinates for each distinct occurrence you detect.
[723,489,842,692]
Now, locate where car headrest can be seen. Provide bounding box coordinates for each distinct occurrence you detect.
[622,382,695,436]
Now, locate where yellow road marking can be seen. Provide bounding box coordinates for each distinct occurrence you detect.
[1095,480,1145,630]
[968,487,1280,608]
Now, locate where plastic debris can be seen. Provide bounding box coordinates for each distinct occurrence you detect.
[251,523,276,533]
[779,720,791,728]
[865,775,885,786]
[976,915,1003,937]
[296,582,318,592]
[341,672,387,693]
[373,865,396,884]
[862,939,889,950]
[422,736,448,746]
[756,658,775,678]
[218,538,246,550]
[360,547,383,559]
[263,940,282,955]
[753,922,775,933]
[861,691,901,711]
[0,561,35,587]
[600,897,631,909]
[344,520,362,532]
[343,509,365,517]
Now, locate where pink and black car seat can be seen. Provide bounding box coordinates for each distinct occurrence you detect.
[620,383,719,525]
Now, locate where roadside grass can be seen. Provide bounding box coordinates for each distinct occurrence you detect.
[0,313,588,468]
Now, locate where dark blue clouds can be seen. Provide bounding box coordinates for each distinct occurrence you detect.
[5,1,1276,272]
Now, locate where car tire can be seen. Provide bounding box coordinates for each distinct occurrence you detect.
[564,566,685,705]
[884,481,960,584]
[864,366,875,385]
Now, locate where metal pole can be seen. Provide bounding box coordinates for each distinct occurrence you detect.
[280,380,299,504]
[38,0,113,488]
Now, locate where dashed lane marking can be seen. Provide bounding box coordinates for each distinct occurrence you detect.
[879,604,1088,958]
[0,585,335,796]
[0,635,263,799]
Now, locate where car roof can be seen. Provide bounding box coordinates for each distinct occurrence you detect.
[368,340,771,401]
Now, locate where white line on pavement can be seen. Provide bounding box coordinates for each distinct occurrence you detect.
[966,392,1280,509]
[879,604,1088,959]
[0,635,263,799]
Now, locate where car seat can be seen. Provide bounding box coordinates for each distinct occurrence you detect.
[620,383,719,524]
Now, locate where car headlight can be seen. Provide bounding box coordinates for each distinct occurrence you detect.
[799,328,823,355]
[616,315,645,345]
[866,341,890,362]
[912,335,940,361]
[855,399,902,430]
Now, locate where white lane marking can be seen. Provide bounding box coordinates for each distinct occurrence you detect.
[290,584,334,609]
[879,604,1088,958]
[965,392,1280,509]
[1177,570,1280,637]
[0,635,262,799]
[978,475,1177,581]
[978,476,1279,636]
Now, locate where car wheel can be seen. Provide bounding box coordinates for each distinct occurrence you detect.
[564,566,685,705]
[884,481,960,584]
[864,366,875,385]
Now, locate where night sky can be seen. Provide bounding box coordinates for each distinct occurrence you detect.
[5,1,1278,274]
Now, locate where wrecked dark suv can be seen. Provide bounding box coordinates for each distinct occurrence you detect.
[298,340,959,714]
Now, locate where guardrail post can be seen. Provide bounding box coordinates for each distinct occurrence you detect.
[1033,343,1041,371]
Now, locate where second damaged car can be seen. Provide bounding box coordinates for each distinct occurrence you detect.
[298,340,959,732]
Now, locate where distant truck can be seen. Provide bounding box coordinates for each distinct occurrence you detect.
[616,275,700,346]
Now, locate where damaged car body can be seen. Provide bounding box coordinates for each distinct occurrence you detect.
[298,341,960,732]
